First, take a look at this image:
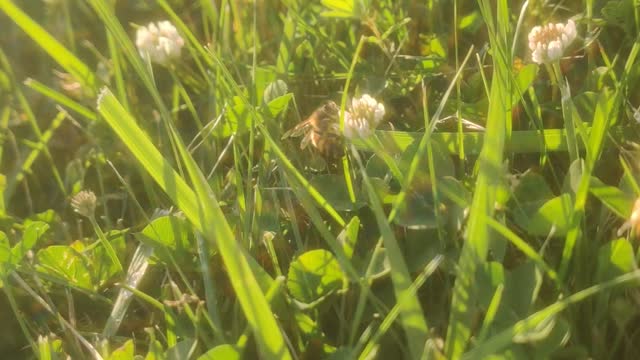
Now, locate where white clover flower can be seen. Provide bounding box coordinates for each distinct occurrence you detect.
[528,19,576,64]
[343,112,370,139]
[135,21,185,66]
[343,94,385,140]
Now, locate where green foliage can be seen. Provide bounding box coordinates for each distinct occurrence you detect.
[596,238,636,283]
[198,344,242,360]
[286,249,344,304]
[1,0,640,358]
[524,194,574,237]
[136,215,194,264]
[36,232,124,291]
[107,340,135,360]
[309,174,366,211]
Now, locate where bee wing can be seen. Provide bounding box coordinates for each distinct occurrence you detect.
[281,120,311,139]
[300,131,312,150]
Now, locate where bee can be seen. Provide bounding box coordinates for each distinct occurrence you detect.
[282,101,344,158]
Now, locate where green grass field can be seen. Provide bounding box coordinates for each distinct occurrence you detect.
[2,0,640,358]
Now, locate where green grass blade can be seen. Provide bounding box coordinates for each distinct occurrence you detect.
[463,270,640,359]
[352,125,632,156]
[351,146,429,359]
[0,0,95,93]
[0,48,66,200]
[24,78,97,122]
[102,243,154,338]
[87,0,173,125]
[338,36,367,204]
[173,116,292,360]
[259,123,346,226]
[445,1,511,356]
[559,88,618,281]
[106,30,131,110]
[198,36,347,226]
[96,89,198,219]
[485,216,561,289]
[357,255,444,359]
[37,335,53,360]
[2,275,38,358]
[97,88,292,359]
[557,73,579,163]
[5,111,67,199]
[157,0,211,77]
[195,232,226,341]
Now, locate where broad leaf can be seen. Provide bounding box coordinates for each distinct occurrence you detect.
[136,215,194,265]
[523,194,574,237]
[590,176,633,218]
[287,249,344,304]
[13,220,48,263]
[108,339,135,360]
[37,243,93,290]
[596,238,636,283]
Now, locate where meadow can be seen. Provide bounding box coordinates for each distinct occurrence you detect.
[1,0,640,358]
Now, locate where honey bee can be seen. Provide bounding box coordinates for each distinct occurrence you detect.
[282,101,344,158]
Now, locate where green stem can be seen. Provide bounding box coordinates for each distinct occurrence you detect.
[340,36,367,204]
[552,61,579,163]
[88,216,123,273]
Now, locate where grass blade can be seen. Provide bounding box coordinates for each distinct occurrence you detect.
[0,0,95,92]
[97,88,292,359]
[24,79,97,122]
[559,88,619,281]
[445,1,511,356]
[463,270,640,359]
[351,146,430,359]
[102,243,154,338]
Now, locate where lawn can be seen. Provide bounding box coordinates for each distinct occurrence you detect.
[1,0,640,359]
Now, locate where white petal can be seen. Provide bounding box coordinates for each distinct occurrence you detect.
[531,43,544,64]
[175,36,185,47]
[528,26,541,44]
[158,21,173,33]
[135,28,149,47]
[373,104,385,125]
[350,97,359,111]
[547,41,563,61]
[134,21,184,65]
[563,19,576,45]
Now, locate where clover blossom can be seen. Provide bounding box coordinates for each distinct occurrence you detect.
[135,21,185,66]
[528,19,576,64]
[343,94,385,139]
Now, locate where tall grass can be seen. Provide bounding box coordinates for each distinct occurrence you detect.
[1,0,640,358]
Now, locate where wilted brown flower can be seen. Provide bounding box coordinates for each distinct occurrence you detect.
[71,190,97,218]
